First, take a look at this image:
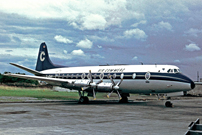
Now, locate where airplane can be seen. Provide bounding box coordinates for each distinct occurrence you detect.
[4,42,196,107]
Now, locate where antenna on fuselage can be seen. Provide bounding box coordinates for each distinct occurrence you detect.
[140,62,143,65]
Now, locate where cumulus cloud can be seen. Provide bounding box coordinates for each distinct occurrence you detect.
[54,35,73,44]
[92,54,105,59]
[124,28,147,40]
[71,49,85,56]
[76,39,93,49]
[174,60,181,63]
[0,48,38,58]
[152,21,173,31]
[89,35,114,42]
[184,43,201,52]
[131,20,147,27]
[63,50,68,54]
[185,28,202,37]
[97,45,102,49]
[132,56,138,60]
[81,14,107,30]
[158,21,172,31]
[0,0,144,30]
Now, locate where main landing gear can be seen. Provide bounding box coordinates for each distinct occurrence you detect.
[119,94,129,103]
[78,96,89,104]
[78,90,89,104]
[78,89,129,104]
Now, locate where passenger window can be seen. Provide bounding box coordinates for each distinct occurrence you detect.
[107,73,111,79]
[81,73,85,79]
[167,69,171,73]
[120,73,124,79]
[113,73,116,79]
[76,74,79,79]
[145,72,151,80]
[66,74,69,78]
[93,74,97,79]
[87,73,90,79]
[132,73,136,79]
[100,73,104,80]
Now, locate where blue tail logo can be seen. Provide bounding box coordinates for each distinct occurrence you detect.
[35,42,63,71]
[40,51,45,62]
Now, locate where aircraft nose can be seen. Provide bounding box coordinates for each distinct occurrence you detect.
[190,81,195,89]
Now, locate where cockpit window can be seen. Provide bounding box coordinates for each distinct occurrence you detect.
[167,69,180,73]
[170,69,173,73]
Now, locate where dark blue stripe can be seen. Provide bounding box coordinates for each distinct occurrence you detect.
[43,72,192,84]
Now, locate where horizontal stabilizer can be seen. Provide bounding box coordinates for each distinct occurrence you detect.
[194,82,202,85]
[10,63,42,75]
[3,73,72,84]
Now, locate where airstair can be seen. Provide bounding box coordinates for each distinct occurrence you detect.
[185,118,202,135]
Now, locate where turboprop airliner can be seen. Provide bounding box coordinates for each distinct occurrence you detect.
[5,42,196,107]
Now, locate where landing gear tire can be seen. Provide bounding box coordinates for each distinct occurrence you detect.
[165,101,173,107]
[78,96,89,104]
[119,96,128,103]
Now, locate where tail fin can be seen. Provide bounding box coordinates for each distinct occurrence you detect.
[35,42,63,71]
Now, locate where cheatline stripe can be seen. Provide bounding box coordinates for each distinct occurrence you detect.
[43,72,191,84]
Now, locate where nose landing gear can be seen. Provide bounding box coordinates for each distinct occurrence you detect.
[165,101,173,107]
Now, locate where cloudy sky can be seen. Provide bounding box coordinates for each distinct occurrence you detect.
[0,0,202,80]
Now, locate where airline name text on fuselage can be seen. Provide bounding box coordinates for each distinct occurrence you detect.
[98,68,125,73]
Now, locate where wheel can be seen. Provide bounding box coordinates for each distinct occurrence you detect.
[78,96,89,104]
[84,96,89,103]
[165,101,173,107]
[119,96,128,103]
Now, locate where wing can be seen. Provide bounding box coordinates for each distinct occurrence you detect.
[3,73,73,84]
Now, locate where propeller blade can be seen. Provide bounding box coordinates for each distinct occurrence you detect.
[116,90,122,100]
[116,78,123,86]
[93,88,96,100]
[109,76,116,86]
[81,87,89,91]
[89,70,93,83]
[107,90,114,98]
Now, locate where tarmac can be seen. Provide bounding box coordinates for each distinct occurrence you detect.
[0,97,202,135]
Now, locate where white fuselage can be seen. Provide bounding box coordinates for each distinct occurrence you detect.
[39,65,194,94]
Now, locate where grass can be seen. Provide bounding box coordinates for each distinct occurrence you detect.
[0,85,80,101]
[0,85,141,102]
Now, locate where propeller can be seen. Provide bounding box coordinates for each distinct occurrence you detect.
[81,70,102,100]
[107,75,123,100]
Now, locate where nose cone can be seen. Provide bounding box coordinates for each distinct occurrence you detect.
[179,73,195,90]
[190,81,195,89]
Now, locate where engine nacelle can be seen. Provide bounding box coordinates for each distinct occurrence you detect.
[96,83,113,92]
[73,80,90,87]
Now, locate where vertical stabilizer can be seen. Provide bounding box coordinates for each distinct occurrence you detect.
[35,42,60,71]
